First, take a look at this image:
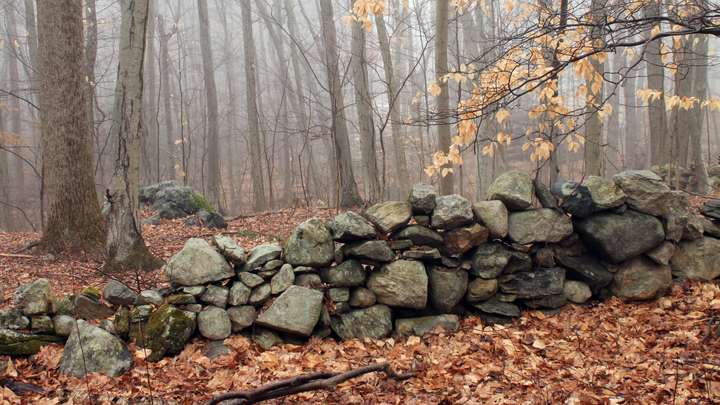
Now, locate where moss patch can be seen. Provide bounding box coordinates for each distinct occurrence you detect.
[145,305,196,362]
[0,329,63,356]
[192,192,216,214]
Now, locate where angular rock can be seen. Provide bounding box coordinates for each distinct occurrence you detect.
[253,328,283,350]
[212,235,246,264]
[534,179,558,209]
[428,266,468,312]
[203,341,232,360]
[487,170,534,210]
[74,294,114,320]
[431,195,474,230]
[239,272,265,288]
[53,315,75,337]
[181,286,206,296]
[447,226,489,259]
[702,200,720,220]
[197,307,231,340]
[414,215,430,226]
[328,288,350,302]
[140,181,200,218]
[523,294,567,309]
[256,286,324,336]
[243,243,283,271]
[1,328,63,356]
[395,314,460,337]
[271,264,295,294]
[551,181,593,218]
[194,209,227,229]
[165,238,234,286]
[614,170,689,218]
[31,316,54,334]
[228,282,251,306]
[200,285,229,308]
[393,225,443,247]
[227,306,256,332]
[554,253,613,291]
[60,320,132,377]
[701,217,720,238]
[670,237,720,281]
[474,297,521,317]
[388,239,413,250]
[13,278,52,316]
[646,241,676,266]
[320,260,366,287]
[342,240,395,262]
[507,209,573,244]
[499,267,565,299]
[137,290,163,305]
[166,293,196,305]
[349,288,376,308]
[249,284,272,305]
[466,278,498,303]
[584,175,625,211]
[402,246,442,261]
[284,218,334,267]
[0,309,29,330]
[364,201,412,233]
[470,243,530,278]
[683,215,705,241]
[575,210,665,263]
[408,184,437,214]
[472,200,509,238]
[145,305,196,361]
[295,273,323,289]
[367,260,428,309]
[611,256,672,301]
[330,305,393,340]
[102,280,138,306]
[563,280,592,304]
[329,211,377,241]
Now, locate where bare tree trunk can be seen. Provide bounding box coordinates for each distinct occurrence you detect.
[435,0,453,195]
[143,0,159,183]
[37,0,105,252]
[689,34,709,193]
[219,0,238,212]
[644,0,669,167]
[105,0,161,271]
[584,0,606,177]
[623,51,643,169]
[606,55,621,175]
[240,0,267,212]
[196,0,223,212]
[157,16,177,181]
[318,0,361,207]
[5,5,25,229]
[0,81,9,229]
[84,0,101,192]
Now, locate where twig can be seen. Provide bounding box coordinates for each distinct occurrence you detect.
[206,362,415,405]
[12,240,41,254]
[0,253,35,259]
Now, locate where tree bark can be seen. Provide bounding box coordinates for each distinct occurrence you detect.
[434,0,453,195]
[5,5,26,230]
[584,0,606,177]
[104,0,162,271]
[157,16,177,181]
[606,55,621,175]
[219,0,238,212]
[623,51,643,169]
[37,0,105,252]
[688,34,709,193]
[644,0,669,167]
[143,0,159,183]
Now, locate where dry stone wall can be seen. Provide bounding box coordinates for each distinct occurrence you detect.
[2,169,720,378]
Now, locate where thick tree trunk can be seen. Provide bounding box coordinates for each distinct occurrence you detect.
[318,0,361,207]
[606,55,621,175]
[105,0,161,271]
[220,0,237,212]
[157,16,177,181]
[143,0,159,183]
[240,0,268,212]
[84,0,100,191]
[623,52,643,169]
[644,0,669,167]
[583,0,606,177]
[435,0,453,195]
[5,6,25,230]
[37,0,105,252]
[0,91,9,229]
[196,0,223,212]
[689,34,709,193]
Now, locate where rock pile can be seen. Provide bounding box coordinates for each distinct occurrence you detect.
[139,181,226,228]
[2,169,719,378]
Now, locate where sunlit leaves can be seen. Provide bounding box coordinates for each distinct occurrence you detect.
[345,0,385,31]
[495,109,510,124]
[636,88,663,103]
[428,83,442,97]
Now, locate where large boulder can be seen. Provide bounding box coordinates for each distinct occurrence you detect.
[395,315,460,337]
[284,218,334,267]
[0,329,63,356]
[320,260,366,287]
[0,309,29,330]
[408,184,437,214]
[13,278,52,316]
[584,175,625,211]
[499,267,565,299]
[367,260,428,309]
[487,170,534,210]
[243,243,283,271]
[507,209,573,244]
[103,280,138,306]
[431,195,474,230]
[428,267,468,312]
[140,181,202,219]
[329,211,377,241]
[551,181,593,218]
[555,253,614,292]
[256,286,324,337]
[342,240,395,262]
[575,210,665,263]
[165,238,234,286]
[364,201,412,233]
[613,170,689,218]
[197,307,231,340]
[330,305,393,340]
[227,306,256,332]
[670,237,720,281]
[611,256,672,301]
[393,225,443,247]
[472,200,509,238]
[443,223,489,256]
[144,305,196,362]
[60,320,133,377]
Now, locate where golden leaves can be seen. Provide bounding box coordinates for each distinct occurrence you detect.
[636,88,663,103]
[428,82,442,97]
[495,108,510,124]
[522,138,555,162]
[345,0,385,31]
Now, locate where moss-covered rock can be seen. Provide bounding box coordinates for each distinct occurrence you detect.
[0,328,63,356]
[144,305,196,362]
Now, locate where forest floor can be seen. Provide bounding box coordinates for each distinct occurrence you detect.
[1,206,720,404]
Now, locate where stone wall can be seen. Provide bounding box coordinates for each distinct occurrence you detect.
[2,169,719,377]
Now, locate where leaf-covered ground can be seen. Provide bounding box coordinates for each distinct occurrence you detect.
[1,207,719,404]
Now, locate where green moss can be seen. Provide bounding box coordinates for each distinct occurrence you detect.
[51,294,76,315]
[81,287,101,300]
[0,329,63,356]
[165,293,196,305]
[145,304,196,362]
[114,307,131,340]
[192,192,216,214]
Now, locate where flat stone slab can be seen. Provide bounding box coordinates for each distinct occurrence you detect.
[256,286,324,337]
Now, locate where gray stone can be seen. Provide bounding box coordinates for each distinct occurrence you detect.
[470,243,512,278]
[428,266,468,312]
[499,267,565,299]
[349,288,376,308]
[130,305,154,323]
[533,247,556,268]
[102,280,138,306]
[197,307,231,340]
[165,238,234,286]
[31,316,54,334]
[395,315,460,337]
[228,282,252,306]
[60,320,133,377]
[507,209,573,244]
[0,329,63,356]
[249,284,272,305]
[611,256,672,301]
[342,240,395,262]
[200,285,229,308]
[575,210,665,263]
[212,235,246,264]
[13,278,52,316]
[701,217,720,238]
[182,304,203,313]
[551,181,593,218]
[364,201,412,233]
[166,293,196,305]
[252,328,283,350]
[328,288,350,302]
[472,200,509,238]
[181,286,206,296]
[702,200,720,220]
[563,281,592,304]
[393,225,443,247]
[474,297,521,317]
[487,170,534,210]
[329,211,377,241]
[195,209,227,229]
[203,341,233,360]
[137,290,163,305]
[523,294,567,309]
[646,241,676,265]
[239,272,265,288]
[367,260,428,309]
[227,306,256,332]
[466,278,498,303]
[74,294,114,320]
[584,175,625,211]
[256,286,324,336]
[388,239,413,250]
[144,305,196,361]
[670,237,720,281]
[264,259,284,271]
[284,218,334,267]
[271,264,295,294]
[295,273,323,289]
[414,215,431,226]
[408,183,437,214]
[293,266,317,274]
[431,195,474,230]
[53,315,75,337]
[139,181,201,218]
[0,309,29,330]
[614,170,689,218]
[534,179,558,208]
[99,319,116,335]
[683,215,705,241]
[402,247,442,261]
[555,253,614,291]
[330,305,393,340]
[443,223,489,256]
[320,260,366,287]
[243,243,283,271]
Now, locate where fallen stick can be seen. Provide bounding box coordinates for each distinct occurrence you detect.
[206,362,415,405]
[0,253,35,259]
